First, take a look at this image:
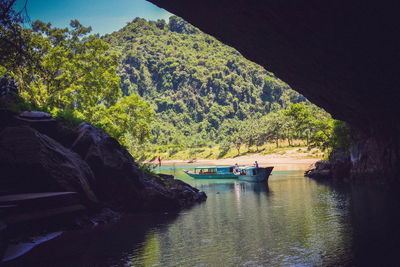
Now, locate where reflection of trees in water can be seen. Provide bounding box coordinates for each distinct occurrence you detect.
[132,174,400,266]
[239,181,270,195]
[103,170,395,266]
[145,180,276,265]
[130,231,161,266]
[12,168,371,266]
[197,181,271,195]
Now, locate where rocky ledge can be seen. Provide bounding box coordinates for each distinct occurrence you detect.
[304,156,351,181]
[304,148,392,183]
[0,107,206,259]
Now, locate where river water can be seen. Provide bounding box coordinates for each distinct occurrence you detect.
[7,165,400,266]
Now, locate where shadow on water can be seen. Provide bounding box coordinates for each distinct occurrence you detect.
[312,178,400,266]
[4,213,182,267]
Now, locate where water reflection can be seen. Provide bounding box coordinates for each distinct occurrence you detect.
[8,167,400,266]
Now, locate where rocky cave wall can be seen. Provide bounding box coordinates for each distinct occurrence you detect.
[148,0,400,181]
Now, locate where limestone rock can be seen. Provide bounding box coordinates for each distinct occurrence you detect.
[142,174,207,211]
[18,111,53,120]
[0,126,98,203]
[0,112,206,213]
[305,154,351,181]
[67,123,144,210]
[70,123,206,211]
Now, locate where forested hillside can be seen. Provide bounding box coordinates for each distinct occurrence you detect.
[1,11,349,161]
[103,17,307,148]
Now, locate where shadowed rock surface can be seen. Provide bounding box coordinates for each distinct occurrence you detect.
[71,123,145,209]
[70,123,206,211]
[148,0,400,181]
[0,126,98,204]
[0,108,206,214]
[0,107,207,260]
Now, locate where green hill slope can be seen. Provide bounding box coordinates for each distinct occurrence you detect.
[103,16,306,148]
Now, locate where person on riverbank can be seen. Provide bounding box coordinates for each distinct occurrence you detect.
[158,156,161,166]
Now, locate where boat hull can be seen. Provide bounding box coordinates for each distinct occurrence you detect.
[184,171,237,179]
[237,167,274,182]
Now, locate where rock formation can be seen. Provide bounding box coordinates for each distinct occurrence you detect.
[0,99,206,260]
[0,109,206,212]
[0,126,98,203]
[148,0,400,181]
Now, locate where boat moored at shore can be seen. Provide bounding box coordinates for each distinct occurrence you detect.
[235,166,274,182]
[184,166,237,179]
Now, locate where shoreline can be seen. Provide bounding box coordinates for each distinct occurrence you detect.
[145,152,320,171]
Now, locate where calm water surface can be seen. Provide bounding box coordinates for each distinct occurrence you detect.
[10,165,400,266]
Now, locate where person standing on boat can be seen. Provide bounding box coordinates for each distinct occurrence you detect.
[254,161,259,168]
[158,156,161,166]
[234,163,239,173]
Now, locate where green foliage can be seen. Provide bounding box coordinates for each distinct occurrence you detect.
[51,108,85,126]
[18,20,121,118]
[329,120,353,153]
[1,17,153,157]
[1,7,350,161]
[95,94,154,147]
[103,16,305,151]
[137,161,159,177]
[0,0,31,70]
[103,16,351,157]
[283,103,352,155]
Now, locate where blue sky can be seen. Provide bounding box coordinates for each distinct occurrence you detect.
[16,0,173,35]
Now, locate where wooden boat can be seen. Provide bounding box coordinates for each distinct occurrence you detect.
[235,166,274,182]
[184,166,237,179]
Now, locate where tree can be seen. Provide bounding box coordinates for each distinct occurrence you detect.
[231,131,244,155]
[0,0,30,69]
[96,94,154,151]
[101,16,306,152]
[283,103,312,145]
[18,20,121,120]
[1,14,156,159]
[262,111,284,148]
[312,120,352,156]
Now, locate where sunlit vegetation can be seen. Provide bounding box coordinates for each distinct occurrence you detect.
[141,141,324,161]
[103,16,351,159]
[1,1,351,161]
[1,8,153,151]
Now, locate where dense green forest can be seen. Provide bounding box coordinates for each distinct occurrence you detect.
[0,2,351,161]
[103,17,306,147]
[103,17,350,158]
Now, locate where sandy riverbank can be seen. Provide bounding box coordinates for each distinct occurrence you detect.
[145,149,320,171]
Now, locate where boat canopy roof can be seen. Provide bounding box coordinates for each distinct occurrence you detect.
[243,166,258,170]
[194,166,233,169]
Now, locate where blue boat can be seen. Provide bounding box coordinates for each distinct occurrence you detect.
[184,166,237,179]
[235,166,274,182]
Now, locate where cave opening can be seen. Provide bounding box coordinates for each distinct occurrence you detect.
[148,0,400,181]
